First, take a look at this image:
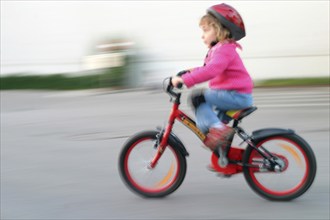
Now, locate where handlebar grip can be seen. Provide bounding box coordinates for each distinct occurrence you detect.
[176,70,188,77]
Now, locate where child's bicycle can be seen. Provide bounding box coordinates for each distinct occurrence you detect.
[119,77,317,201]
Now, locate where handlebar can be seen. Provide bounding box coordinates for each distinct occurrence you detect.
[164,70,188,100]
[165,77,182,100]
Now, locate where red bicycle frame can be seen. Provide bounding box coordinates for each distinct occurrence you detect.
[150,79,287,176]
[150,99,205,168]
[149,93,247,176]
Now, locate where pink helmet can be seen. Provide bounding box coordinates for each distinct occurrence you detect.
[207,3,246,40]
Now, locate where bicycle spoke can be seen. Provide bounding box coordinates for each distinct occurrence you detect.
[119,132,186,197]
[243,134,315,200]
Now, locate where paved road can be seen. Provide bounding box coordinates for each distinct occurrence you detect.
[1,87,329,219]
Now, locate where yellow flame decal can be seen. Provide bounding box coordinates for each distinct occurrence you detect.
[182,118,205,140]
[226,110,239,118]
[155,162,175,188]
[279,143,303,168]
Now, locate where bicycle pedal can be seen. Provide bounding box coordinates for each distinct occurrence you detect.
[216,147,229,168]
[218,156,228,168]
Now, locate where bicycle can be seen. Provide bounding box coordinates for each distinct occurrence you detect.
[119,77,317,201]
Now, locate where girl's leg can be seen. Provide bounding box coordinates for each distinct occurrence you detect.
[196,89,253,132]
[204,89,253,111]
[196,102,219,134]
[196,89,253,151]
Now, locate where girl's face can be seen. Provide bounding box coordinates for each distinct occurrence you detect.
[201,25,217,48]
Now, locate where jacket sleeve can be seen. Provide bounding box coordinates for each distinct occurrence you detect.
[182,46,233,88]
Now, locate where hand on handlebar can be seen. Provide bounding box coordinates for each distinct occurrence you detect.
[171,76,184,88]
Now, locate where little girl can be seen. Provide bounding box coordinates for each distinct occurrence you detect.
[171,3,254,153]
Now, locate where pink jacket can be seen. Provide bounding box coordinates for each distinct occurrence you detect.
[182,42,253,94]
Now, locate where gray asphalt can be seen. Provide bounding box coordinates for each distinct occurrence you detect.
[1,86,329,220]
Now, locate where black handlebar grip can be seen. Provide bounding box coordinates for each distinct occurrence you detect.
[177,82,183,89]
[176,70,188,77]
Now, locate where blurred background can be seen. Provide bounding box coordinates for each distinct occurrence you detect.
[1,1,329,89]
[1,1,329,219]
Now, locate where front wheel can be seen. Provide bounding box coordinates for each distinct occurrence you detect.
[119,131,187,198]
[243,134,317,201]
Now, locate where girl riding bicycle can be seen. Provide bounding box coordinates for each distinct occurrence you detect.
[171,3,254,153]
[120,4,317,199]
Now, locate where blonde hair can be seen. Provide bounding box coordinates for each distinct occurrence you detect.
[199,14,231,43]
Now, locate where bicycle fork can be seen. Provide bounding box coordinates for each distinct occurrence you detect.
[149,103,179,169]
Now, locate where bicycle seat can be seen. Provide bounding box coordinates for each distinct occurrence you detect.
[225,106,257,121]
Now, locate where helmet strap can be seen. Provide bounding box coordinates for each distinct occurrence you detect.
[210,41,218,47]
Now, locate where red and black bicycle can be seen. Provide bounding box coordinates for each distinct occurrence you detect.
[119,78,317,201]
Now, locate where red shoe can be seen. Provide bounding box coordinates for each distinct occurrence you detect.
[203,126,235,151]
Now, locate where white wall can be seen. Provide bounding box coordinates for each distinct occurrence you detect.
[1,1,329,80]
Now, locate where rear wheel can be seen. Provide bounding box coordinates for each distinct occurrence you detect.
[119,131,187,197]
[243,134,316,201]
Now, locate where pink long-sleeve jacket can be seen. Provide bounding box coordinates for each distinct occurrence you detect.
[182,42,253,94]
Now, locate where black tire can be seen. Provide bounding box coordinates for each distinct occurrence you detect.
[119,130,187,198]
[243,134,317,201]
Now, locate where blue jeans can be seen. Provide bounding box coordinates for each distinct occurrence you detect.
[196,89,253,133]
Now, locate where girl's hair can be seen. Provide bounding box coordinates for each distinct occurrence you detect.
[199,13,232,43]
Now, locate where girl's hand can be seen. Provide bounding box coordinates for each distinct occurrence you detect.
[171,76,184,88]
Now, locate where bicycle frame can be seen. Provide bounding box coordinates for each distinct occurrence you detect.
[150,79,287,175]
[119,78,317,200]
[150,94,205,168]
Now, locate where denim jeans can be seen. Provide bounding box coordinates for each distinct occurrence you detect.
[195,89,253,133]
